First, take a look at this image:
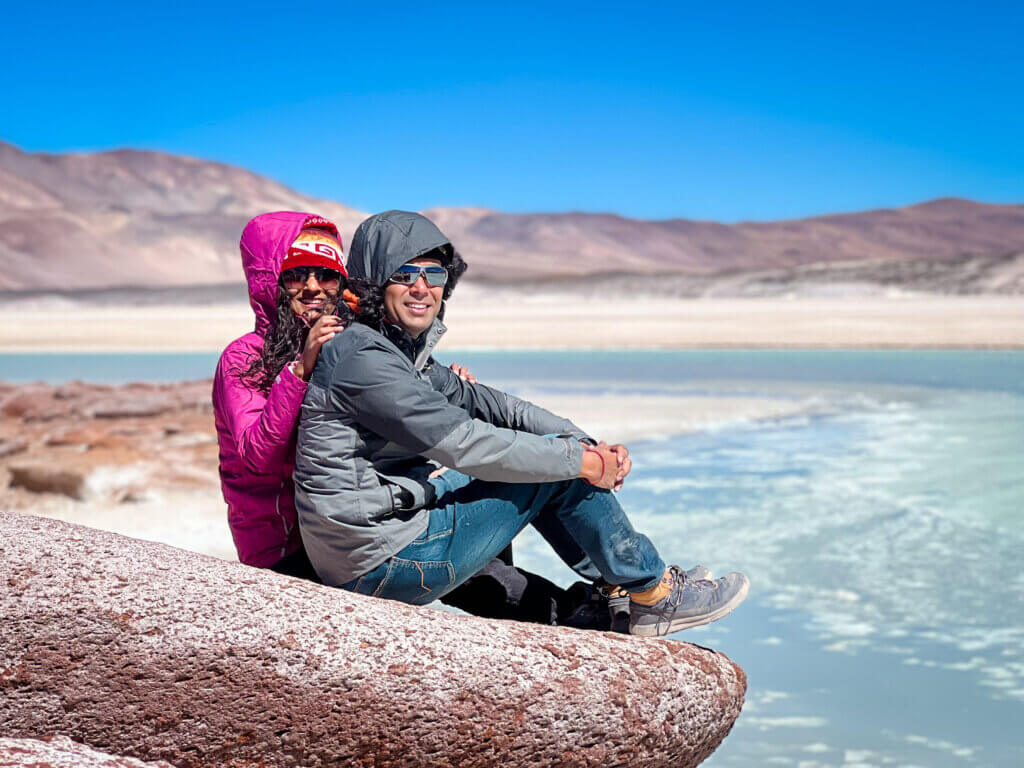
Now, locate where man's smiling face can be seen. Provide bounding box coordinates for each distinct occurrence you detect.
[383,256,445,339]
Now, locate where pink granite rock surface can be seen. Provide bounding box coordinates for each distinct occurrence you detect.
[0,511,747,768]
[0,735,176,767]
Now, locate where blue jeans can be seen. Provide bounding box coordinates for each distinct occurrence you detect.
[346,471,665,606]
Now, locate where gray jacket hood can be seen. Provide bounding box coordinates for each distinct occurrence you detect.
[347,210,449,287]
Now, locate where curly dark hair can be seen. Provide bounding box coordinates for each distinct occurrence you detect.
[349,244,468,329]
[435,243,468,301]
[240,278,377,393]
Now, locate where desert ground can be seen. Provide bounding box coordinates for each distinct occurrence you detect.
[1,295,1022,352]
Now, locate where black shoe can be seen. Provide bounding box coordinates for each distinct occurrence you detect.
[558,581,613,631]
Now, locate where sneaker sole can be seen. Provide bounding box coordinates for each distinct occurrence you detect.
[629,577,750,637]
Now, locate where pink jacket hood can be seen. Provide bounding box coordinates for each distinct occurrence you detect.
[240,211,331,336]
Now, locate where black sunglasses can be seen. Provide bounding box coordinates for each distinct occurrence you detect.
[281,267,342,286]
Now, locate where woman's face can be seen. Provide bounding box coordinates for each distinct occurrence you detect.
[281,231,343,324]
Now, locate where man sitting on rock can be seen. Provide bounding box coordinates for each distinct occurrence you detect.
[293,210,749,636]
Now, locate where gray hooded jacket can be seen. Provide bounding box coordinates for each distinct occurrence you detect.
[294,211,591,586]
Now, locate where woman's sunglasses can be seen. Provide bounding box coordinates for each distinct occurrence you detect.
[388,264,448,287]
[281,267,342,287]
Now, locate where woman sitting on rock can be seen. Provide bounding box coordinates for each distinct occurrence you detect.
[212,211,603,626]
[213,211,354,579]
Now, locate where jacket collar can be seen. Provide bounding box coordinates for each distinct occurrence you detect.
[382,318,447,371]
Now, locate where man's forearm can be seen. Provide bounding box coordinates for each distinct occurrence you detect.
[422,419,584,483]
[502,392,592,442]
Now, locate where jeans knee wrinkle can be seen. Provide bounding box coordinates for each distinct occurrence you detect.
[609,527,639,564]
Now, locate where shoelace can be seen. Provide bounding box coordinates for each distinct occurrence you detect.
[665,564,688,608]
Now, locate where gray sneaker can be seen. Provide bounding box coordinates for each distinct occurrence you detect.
[605,566,713,634]
[684,565,713,582]
[629,566,749,637]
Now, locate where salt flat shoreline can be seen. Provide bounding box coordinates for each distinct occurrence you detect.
[1,296,1022,351]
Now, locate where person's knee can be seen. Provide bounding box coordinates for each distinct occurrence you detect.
[563,477,608,503]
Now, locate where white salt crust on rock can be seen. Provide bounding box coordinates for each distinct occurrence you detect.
[0,735,177,767]
[0,511,747,768]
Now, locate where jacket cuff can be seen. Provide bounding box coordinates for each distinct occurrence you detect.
[565,437,586,476]
[281,360,308,387]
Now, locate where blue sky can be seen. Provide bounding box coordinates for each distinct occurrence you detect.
[1,1,1021,221]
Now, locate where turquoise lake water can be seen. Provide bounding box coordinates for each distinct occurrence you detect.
[3,349,1022,767]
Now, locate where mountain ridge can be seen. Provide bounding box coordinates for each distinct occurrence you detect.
[2,141,1022,294]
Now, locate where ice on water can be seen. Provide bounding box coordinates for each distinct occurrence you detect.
[496,353,1024,768]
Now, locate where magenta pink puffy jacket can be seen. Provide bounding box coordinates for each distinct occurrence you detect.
[212,212,325,567]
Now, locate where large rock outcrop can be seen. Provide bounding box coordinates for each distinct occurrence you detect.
[0,512,746,767]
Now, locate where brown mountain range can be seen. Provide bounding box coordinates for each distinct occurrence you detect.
[2,140,1022,296]
[0,141,365,292]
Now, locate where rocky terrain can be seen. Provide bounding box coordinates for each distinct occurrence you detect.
[2,140,1022,298]
[0,379,219,513]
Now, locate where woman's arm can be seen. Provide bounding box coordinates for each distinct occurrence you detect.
[213,340,307,475]
[214,316,343,474]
